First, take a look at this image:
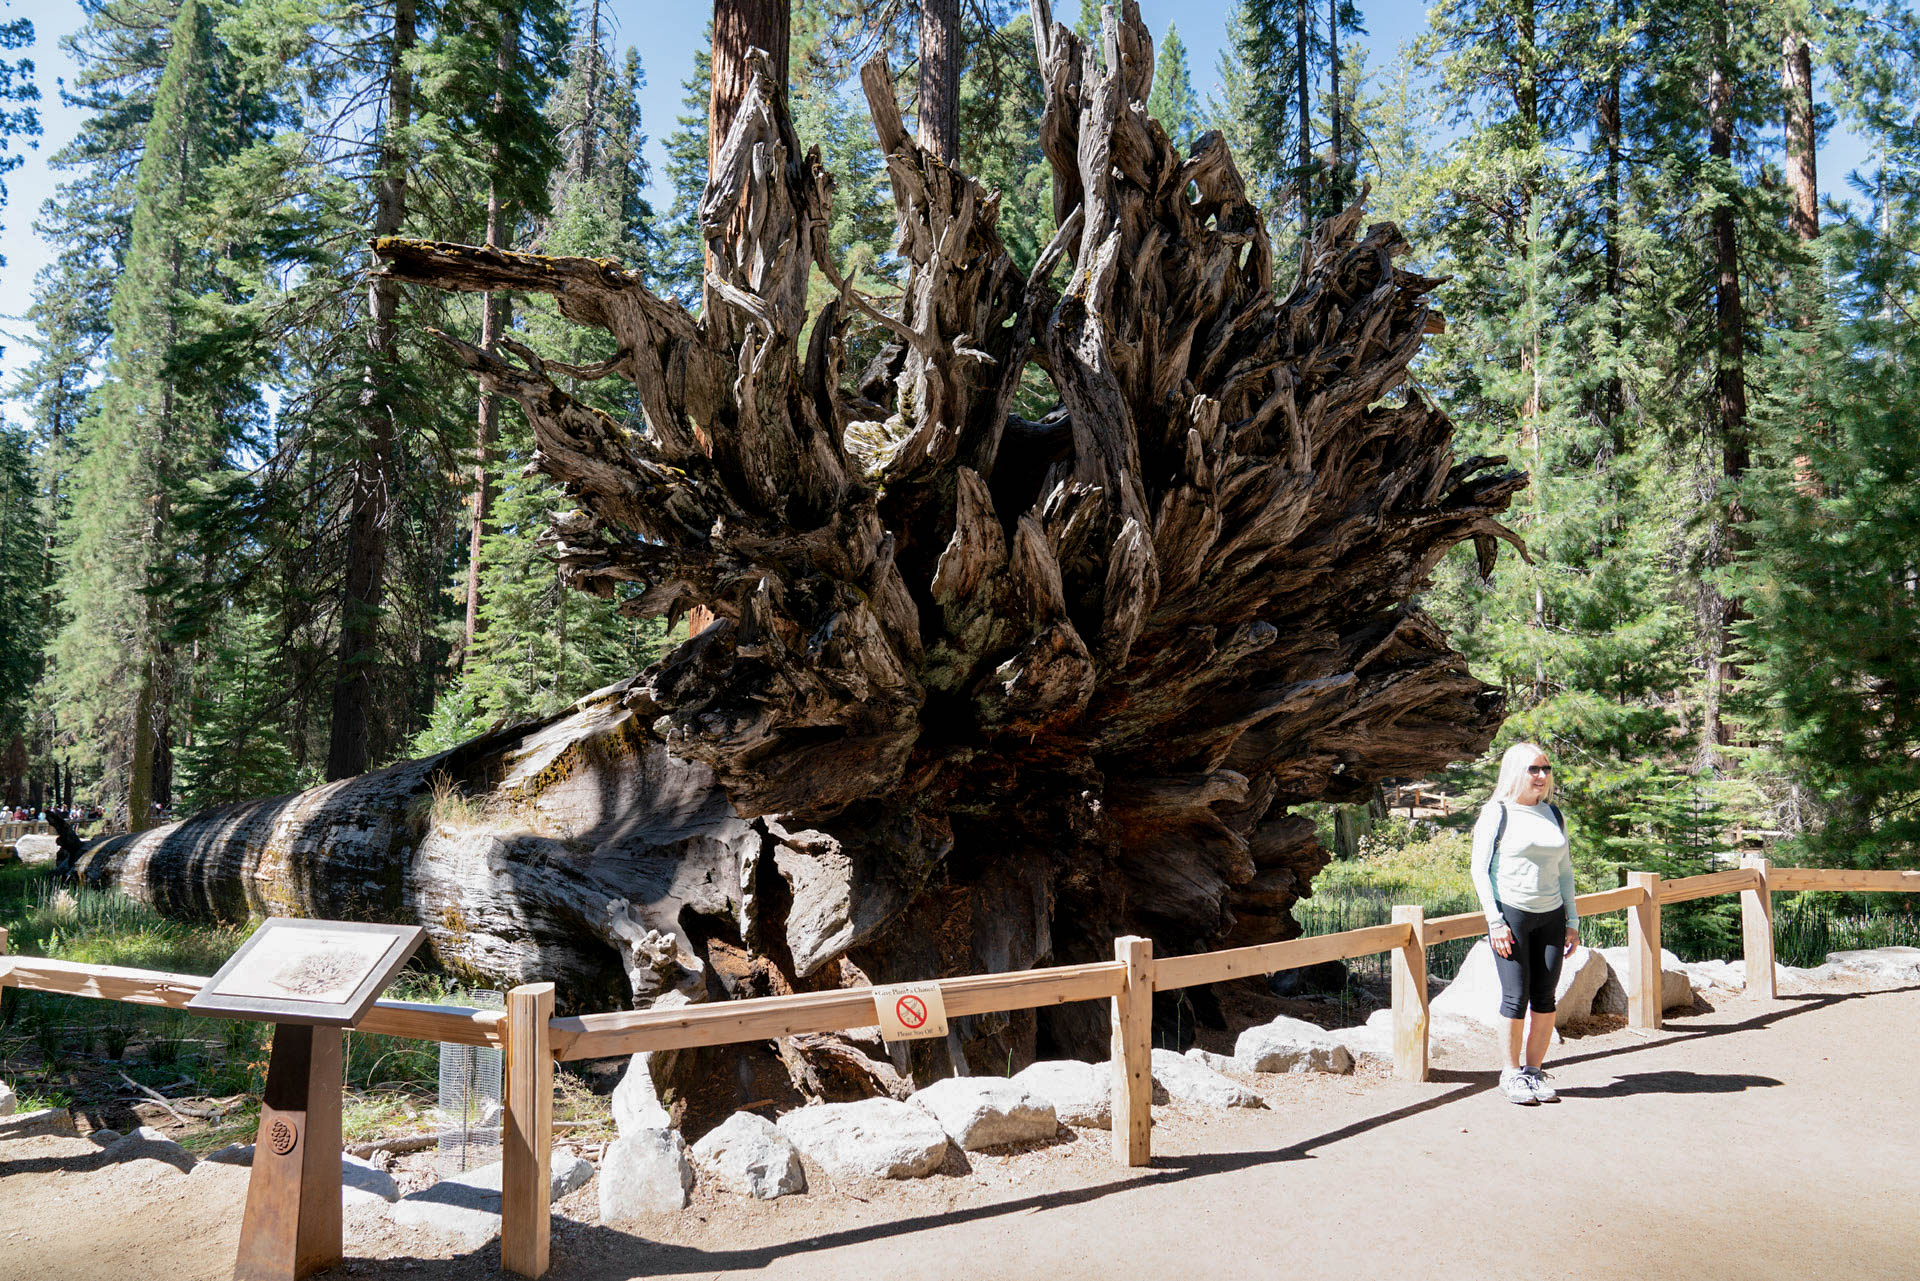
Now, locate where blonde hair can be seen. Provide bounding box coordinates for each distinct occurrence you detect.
[1491,741,1553,803]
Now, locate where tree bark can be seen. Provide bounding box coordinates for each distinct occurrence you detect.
[1701,17,1748,766]
[917,0,961,164]
[328,0,414,781]
[81,1,1524,1081]
[1782,28,1817,242]
[1295,0,1311,237]
[463,12,520,661]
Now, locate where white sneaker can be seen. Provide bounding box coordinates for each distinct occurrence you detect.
[1523,1067,1559,1103]
[1500,1069,1539,1105]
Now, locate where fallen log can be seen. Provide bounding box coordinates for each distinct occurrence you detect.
[72,2,1522,1089]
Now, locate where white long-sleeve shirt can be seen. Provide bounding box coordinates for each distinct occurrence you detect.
[1470,800,1578,927]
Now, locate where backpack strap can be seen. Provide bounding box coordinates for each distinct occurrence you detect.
[1548,802,1565,832]
[1490,801,1508,913]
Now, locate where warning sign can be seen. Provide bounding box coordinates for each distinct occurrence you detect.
[873,981,949,1042]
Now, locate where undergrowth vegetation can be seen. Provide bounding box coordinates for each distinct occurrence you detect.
[0,865,618,1153]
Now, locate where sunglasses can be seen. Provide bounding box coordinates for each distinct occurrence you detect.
[1527,764,1553,775]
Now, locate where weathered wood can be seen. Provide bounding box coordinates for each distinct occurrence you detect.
[1390,906,1428,1082]
[0,955,503,1046]
[1574,885,1650,916]
[1770,867,1920,893]
[503,983,556,1280]
[77,0,1525,1087]
[549,961,1125,1061]
[1658,868,1760,903]
[1741,856,1775,1001]
[234,1024,344,1281]
[1421,911,1490,946]
[1627,871,1662,1031]
[1153,922,1412,990]
[1111,935,1153,1167]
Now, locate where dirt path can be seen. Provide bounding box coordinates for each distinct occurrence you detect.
[5,986,1916,1281]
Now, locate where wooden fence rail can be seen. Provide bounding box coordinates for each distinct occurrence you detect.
[1,863,1916,1278]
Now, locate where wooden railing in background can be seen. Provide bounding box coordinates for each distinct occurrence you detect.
[2,859,1914,1278]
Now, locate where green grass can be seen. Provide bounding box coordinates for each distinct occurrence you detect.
[2,865,450,1142]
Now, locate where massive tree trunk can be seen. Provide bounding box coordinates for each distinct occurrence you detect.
[72,1,1522,1079]
[917,0,961,164]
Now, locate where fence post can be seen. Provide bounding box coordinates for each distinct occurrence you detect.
[1390,906,1428,1082]
[1111,935,1153,1168]
[1741,856,1776,1000]
[502,982,556,1280]
[1627,871,1663,1030]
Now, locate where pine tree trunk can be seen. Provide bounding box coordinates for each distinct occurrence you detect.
[1781,29,1817,242]
[328,0,414,781]
[1327,0,1341,173]
[463,14,520,661]
[917,0,961,164]
[76,1,1525,1082]
[1700,19,1748,766]
[1295,0,1311,236]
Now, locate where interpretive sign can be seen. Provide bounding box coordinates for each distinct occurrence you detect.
[873,981,949,1041]
[188,917,426,1028]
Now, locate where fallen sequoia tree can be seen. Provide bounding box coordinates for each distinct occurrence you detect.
[70,2,1524,1088]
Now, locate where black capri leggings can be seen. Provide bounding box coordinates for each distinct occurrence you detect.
[1494,904,1567,1019]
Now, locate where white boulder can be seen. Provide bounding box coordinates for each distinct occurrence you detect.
[1234,1016,1355,1075]
[910,1077,1056,1150]
[1431,941,1611,1029]
[1149,1049,1265,1109]
[1827,946,1920,983]
[0,1107,75,1138]
[100,1125,195,1175]
[394,1147,596,1243]
[598,1128,696,1219]
[13,834,59,864]
[1595,947,1696,1014]
[1184,1047,1241,1073]
[1011,1060,1113,1130]
[690,1112,806,1199]
[0,1080,14,1118]
[611,1051,673,1135]
[775,1098,948,1180]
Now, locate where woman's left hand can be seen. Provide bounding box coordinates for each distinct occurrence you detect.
[1563,926,1579,957]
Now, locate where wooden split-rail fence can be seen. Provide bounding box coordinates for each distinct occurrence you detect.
[2,857,1917,1278]
[0,822,53,847]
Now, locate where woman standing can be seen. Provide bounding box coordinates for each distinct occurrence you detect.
[1471,741,1579,1105]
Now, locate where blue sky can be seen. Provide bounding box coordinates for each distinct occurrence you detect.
[0,0,1878,402]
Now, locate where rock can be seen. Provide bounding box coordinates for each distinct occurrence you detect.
[101,1125,195,1174]
[391,1180,502,1249]
[0,1107,74,1139]
[1680,958,1746,992]
[598,1128,695,1218]
[13,834,59,864]
[342,1153,401,1202]
[393,1148,599,1243]
[1149,1049,1265,1109]
[775,1098,948,1180]
[612,1051,672,1135]
[1184,1047,1241,1074]
[89,1129,124,1146]
[204,1143,253,1165]
[1431,941,1611,1029]
[1234,1016,1355,1075]
[1011,1060,1114,1130]
[0,1081,14,1118]
[1777,962,1843,994]
[909,1077,1056,1151]
[1595,947,1695,1014]
[439,1150,596,1202]
[1827,946,1920,982]
[690,1112,806,1199]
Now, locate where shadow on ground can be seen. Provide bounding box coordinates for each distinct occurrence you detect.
[314,987,1911,1280]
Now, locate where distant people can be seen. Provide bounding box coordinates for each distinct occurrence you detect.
[1471,741,1579,1105]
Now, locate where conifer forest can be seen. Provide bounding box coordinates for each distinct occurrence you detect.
[1,0,1918,1044]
